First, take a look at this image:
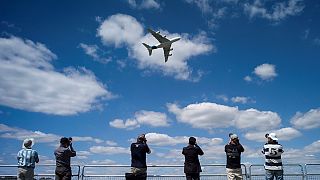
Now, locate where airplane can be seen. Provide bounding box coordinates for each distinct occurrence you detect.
[142,28,181,62]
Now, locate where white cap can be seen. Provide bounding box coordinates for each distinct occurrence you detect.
[230,134,238,140]
[22,138,34,149]
[268,133,278,141]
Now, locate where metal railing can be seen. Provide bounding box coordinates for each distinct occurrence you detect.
[0,164,80,180]
[249,164,305,180]
[1,164,320,179]
[81,164,248,180]
[305,164,320,180]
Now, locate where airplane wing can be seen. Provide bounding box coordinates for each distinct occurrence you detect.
[163,45,171,63]
[148,28,170,43]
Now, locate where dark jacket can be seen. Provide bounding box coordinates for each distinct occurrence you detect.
[54,145,76,168]
[225,143,244,169]
[131,142,151,168]
[182,144,204,173]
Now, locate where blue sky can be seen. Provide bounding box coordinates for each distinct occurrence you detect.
[0,0,320,168]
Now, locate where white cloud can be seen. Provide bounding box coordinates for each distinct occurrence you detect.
[185,0,213,14]
[313,38,320,46]
[144,133,224,147]
[89,146,129,154]
[244,75,252,82]
[109,118,140,130]
[168,102,282,131]
[168,102,237,129]
[90,159,116,165]
[106,140,118,146]
[110,110,169,130]
[97,14,214,81]
[244,0,304,22]
[253,63,277,80]
[79,43,111,64]
[244,127,301,142]
[231,96,251,104]
[291,108,320,129]
[0,123,105,144]
[128,0,161,10]
[236,108,281,130]
[0,36,115,115]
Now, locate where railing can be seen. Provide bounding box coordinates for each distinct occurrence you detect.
[0,164,80,180]
[249,164,305,180]
[305,164,320,180]
[81,164,248,180]
[1,164,320,179]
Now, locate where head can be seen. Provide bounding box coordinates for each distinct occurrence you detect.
[60,137,70,147]
[22,138,34,149]
[229,133,239,144]
[267,133,278,143]
[189,137,196,145]
[137,134,147,143]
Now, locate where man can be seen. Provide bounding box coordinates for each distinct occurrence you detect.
[130,134,151,179]
[54,137,76,180]
[262,133,284,180]
[17,138,39,180]
[182,137,204,180]
[225,133,244,180]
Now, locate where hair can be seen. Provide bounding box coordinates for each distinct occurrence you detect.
[24,140,32,149]
[60,137,70,145]
[189,137,196,145]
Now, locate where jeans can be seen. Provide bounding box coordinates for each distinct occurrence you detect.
[55,166,72,180]
[265,169,283,180]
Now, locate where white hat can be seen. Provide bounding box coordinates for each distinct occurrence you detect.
[268,133,278,141]
[230,133,238,140]
[22,138,34,149]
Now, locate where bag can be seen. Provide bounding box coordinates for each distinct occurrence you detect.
[125,172,147,180]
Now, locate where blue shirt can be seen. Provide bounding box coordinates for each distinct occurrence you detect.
[17,149,39,168]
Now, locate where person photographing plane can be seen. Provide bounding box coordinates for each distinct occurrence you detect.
[182,137,204,180]
[129,134,151,179]
[225,133,244,180]
[54,137,76,180]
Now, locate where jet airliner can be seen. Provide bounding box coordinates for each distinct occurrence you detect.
[142,28,181,62]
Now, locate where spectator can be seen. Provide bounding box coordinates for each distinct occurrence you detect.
[54,137,76,180]
[225,133,244,180]
[17,138,39,180]
[182,137,204,180]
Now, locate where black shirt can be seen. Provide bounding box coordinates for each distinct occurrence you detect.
[131,142,151,168]
[225,143,244,169]
[182,144,204,173]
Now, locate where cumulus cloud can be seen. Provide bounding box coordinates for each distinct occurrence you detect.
[291,108,320,129]
[145,132,223,146]
[89,146,129,154]
[79,43,111,64]
[231,96,255,104]
[253,63,277,80]
[97,14,214,81]
[128,0,161,10]
[244,127,301,142]
[168,102,281,131]
[244,0,305,22]
[0,36,115,115]
[0,123,104,144]
[109,110,169,130]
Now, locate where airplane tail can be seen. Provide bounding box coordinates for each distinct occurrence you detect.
[142,43,152,56]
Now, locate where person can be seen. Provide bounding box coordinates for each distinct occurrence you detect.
[54,137,76,180]
[262,133,284,180]
[182,137,204,180]
[17,138,39,180]
[130,134,151,179]
[225,133,244,180]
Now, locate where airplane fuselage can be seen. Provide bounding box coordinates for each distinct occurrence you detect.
[154,37,180,49]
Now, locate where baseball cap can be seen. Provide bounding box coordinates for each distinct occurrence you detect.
[229,133,238,140]
[268,133,278,141]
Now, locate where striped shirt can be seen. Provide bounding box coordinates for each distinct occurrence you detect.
[262,142,283,170]
[17,149,39,168]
